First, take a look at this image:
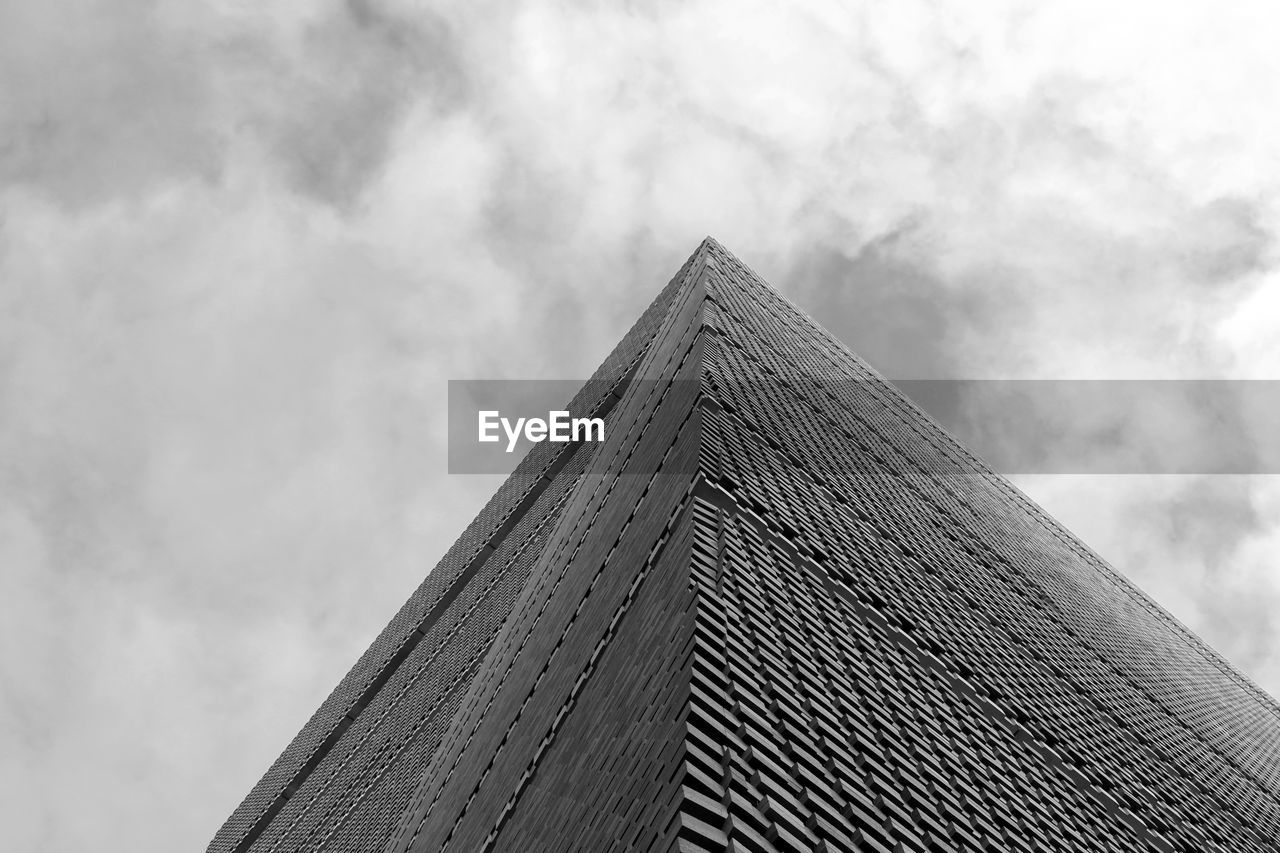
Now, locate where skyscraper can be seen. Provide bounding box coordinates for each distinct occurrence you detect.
[211,238,1280,853]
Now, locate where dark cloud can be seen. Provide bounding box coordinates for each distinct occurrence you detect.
[1179,196,1274,287]
[1156,477,1263,567]
[0,2,221,205]
[784,227,1029,380]
[262,3,469,208]
[0,1,470,211]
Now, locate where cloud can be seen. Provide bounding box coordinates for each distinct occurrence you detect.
[0,0,222,206]
[1013,474,1280,694]
[783,228,981,380]
[3,1,1280,851]
[252,1,469,207]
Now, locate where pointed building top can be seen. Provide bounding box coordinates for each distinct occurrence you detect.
[212,238,1280,853]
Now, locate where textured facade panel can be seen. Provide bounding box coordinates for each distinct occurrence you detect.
[471,504,698,853]
[385,252,713,853]
[210,247,704,853]
[213,238,1280,853]
[246,443,591,853]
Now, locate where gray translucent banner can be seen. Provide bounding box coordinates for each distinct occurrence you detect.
[448,379,1280,475]
[448,380,599,474]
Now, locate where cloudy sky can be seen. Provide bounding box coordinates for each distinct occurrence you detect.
[2,1,1279,850]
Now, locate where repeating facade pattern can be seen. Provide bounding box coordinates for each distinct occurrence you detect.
[212,238,1280,853]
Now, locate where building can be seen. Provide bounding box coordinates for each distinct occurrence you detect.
[210,238,1280,852]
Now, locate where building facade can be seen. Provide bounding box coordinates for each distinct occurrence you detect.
[211,239,1280,853]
